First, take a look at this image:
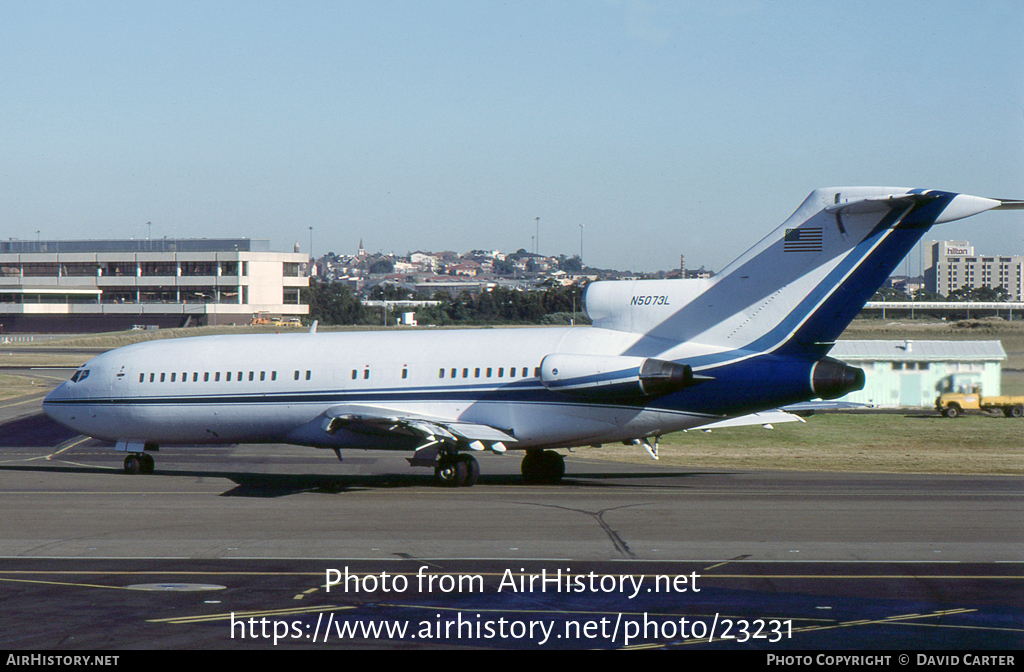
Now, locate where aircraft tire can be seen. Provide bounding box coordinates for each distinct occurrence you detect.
[140,453,155,474]
[124,455,143,475]
[542,451,565,484]
[435,455,468,488]
[458,454,480,487]
[521,450,564,485]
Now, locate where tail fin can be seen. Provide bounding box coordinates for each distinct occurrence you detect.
[585,187,1008,358]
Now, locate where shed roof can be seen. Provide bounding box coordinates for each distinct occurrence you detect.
[831,340,1006,361]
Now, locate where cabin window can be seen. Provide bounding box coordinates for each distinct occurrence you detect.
[439,368,445,378]
[498,368,504,377]
[402,368,408,379]
[204,372,210,382]
[272,371,277,381]
[474,368,480,378]
[294,371,300,380]
[193,372,198,382]
[351,370,357,380]
[463,368,468,378]
[139,373,145,383]
[306,370,311,380]
[486,367,492,378]
[149,373,155,383]
[509,367,516,378]
[260,371,266,381]
[363,369,369,379]
[248,371,254,381]
[451,368,457,378]
[534,367,540,377]
[182,372,187,381]
[159,373,165,382]
[522,367,528,377]
[171,373,176,382]
[238,371,243,380]
[215,372,220,382]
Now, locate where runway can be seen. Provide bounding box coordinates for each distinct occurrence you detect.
[0,398,1021,649]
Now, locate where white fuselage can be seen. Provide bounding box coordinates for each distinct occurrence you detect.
[43,325,721,451]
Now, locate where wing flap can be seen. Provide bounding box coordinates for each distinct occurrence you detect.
[323,404,516,444]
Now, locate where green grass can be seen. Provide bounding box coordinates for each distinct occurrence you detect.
[0,373,52,401]
[579,412,1024,475]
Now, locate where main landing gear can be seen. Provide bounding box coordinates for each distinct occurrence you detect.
[123,452,155,475]
[520,449,565,485]
[434,453,480,488]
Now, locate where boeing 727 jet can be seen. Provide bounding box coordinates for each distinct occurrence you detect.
[43,187,1022,486]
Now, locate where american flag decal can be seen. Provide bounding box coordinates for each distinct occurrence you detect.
[783,227,823,252]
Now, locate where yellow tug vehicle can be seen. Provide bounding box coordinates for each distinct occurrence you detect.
[936,387,1024,418]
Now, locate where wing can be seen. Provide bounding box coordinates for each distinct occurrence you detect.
[322,404,517,464]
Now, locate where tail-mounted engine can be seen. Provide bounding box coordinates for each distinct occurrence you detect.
[811,357,865,399]
[539,353,700,400]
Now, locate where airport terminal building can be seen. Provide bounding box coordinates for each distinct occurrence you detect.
[0,238,309,332]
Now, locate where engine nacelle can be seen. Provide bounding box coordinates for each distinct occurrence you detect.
[539,353,695,400]
[811,357,866,399]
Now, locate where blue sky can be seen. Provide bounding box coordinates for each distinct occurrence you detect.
[1,1,1021,272]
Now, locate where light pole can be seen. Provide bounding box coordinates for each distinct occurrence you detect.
[309,226,313,260]
[579,223,584,267]
[535,216,540,256]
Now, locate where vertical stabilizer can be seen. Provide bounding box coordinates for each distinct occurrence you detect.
[586,188,1005,358]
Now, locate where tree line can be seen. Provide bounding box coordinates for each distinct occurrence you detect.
[872,285,1013,302]
[306,279,590,327]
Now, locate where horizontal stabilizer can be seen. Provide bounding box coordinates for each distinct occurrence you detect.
[825,192,938,215]
[687,410,805,431]
[994,199,1024,210]
[782,400,869,412]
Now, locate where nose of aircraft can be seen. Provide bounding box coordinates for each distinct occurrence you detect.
[42,380,74,424]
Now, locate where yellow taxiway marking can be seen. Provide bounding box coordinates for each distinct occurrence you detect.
[149,605,355,625]
[376,603,833,623]
[888,622,1024,633]
[654,608,983,649]
[0,395,46,410]
[45,437,91,460]
[294,587,321,600]
[0,577,129,591]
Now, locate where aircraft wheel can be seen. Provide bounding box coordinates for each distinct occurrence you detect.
[124,454,143,475]
[542,450,565,484]
[521,450,565,485]
[458,454,480,487]
[140,453,155,474]
[435,455,468,488]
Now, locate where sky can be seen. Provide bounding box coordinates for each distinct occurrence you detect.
[1,0,1021,273]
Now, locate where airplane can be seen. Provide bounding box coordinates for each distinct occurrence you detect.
[43,187,1022,486]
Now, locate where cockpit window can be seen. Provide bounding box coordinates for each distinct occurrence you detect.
[71,369,90,383]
